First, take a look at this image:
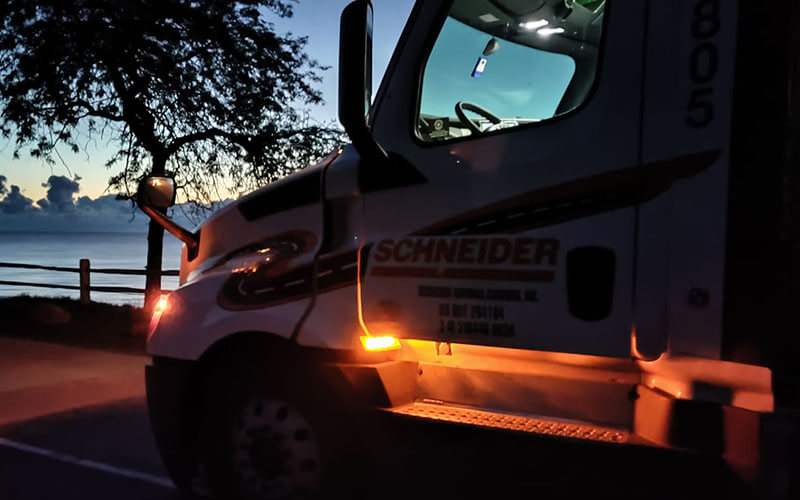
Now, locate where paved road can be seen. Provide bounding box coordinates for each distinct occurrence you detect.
[0,338,178,499]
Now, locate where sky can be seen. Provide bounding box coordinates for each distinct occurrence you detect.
[0,0,415,232]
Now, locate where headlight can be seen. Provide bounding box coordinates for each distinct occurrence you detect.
[218,236,306,274]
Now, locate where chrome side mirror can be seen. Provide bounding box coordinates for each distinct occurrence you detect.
[135,176,199,253]
[137,176,177,209]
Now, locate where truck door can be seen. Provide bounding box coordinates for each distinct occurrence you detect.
[361,0,653,358]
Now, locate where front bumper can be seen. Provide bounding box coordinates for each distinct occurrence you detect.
[145,356,199,491]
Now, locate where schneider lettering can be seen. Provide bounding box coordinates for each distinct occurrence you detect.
[373,238,559,266]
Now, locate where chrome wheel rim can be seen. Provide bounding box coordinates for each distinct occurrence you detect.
[233,399,321,499]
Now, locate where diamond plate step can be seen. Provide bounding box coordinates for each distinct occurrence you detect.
[388,402,629,444]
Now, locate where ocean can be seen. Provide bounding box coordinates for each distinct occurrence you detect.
[0,232,183,306]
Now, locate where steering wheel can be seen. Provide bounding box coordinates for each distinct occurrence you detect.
[455,101,502,135]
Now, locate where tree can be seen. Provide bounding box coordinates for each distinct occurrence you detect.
[0,0,341,310]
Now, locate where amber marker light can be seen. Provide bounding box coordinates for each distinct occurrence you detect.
[360,335,401,352]
[148,294,170,341]
[155,296,169,312]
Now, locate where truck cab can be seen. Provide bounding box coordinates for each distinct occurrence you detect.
[140,0,800,498]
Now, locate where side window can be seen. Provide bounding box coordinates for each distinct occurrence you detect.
[417,0,607,143]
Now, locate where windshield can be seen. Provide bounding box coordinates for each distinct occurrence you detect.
[416,0,606,142]
[420,17,576,121]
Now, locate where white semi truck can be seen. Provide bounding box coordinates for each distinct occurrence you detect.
[137,0,800,498]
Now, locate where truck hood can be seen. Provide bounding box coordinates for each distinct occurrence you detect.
[179,160,327,284]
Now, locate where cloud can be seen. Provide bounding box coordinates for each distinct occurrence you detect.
[76,194,134,216]
[0,173,226,233]
[0,184,36,214]
[39,175,81,212]
[0,174,37,213]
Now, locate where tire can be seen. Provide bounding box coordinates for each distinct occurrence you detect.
[199,348,367,499]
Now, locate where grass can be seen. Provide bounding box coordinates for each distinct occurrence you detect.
[0,295,150,355]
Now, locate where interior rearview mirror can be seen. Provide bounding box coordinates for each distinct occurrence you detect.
[483,38,500,56]
[137,176,176,209]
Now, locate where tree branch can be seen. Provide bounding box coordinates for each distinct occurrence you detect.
[74,99,126,122]
[166,126,318,157]
[104,62,167,165]
[166,127,229,156]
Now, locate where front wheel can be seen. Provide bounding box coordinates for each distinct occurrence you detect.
[199,349,366,499]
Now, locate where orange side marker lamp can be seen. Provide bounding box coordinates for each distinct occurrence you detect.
[147,294,170,341]
[355,243,402,352]
[360,335,401,352]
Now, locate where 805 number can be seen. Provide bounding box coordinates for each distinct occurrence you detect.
[686,0,720,128]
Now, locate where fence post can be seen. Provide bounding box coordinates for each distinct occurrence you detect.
[79,259,90,305]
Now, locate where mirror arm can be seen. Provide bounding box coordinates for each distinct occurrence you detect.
[339,0,389,167]
[339,0,426,191]
[140,205,199,251]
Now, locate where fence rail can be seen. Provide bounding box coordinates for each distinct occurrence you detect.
[0,260,179,303]
[0,262,180,276]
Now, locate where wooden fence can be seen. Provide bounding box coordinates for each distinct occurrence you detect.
[0,260,179,304]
